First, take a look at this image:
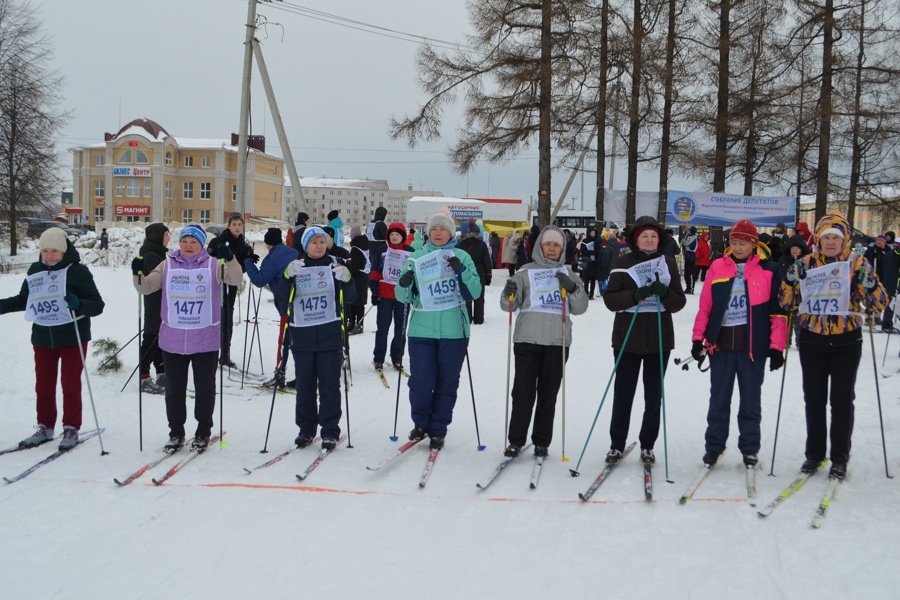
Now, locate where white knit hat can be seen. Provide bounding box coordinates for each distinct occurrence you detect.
[39,228,68,253]
[427,214,456,236]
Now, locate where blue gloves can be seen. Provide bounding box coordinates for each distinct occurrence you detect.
[66,294,81,310]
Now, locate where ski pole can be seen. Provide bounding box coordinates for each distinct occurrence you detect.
[391,299,411,442]
[560,286,569,462]
[340,289,353,449]
[455,280,486,452]
[503,293,514,452]
[656,294,673,483]
[240,283,256,389]
[768,310,793,477]
[97,330,140,370]
[219,259,226,447]
[261,314,291,453]
[118,332,161,393]
[137,274,143,452]
[569,300,644,476]
[70,312,108,455]
[868,306,893,479]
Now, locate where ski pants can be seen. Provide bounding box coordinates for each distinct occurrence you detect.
[221,284,238,361]
[162,350,218,438]
[34,344,86,431]
[292,348,343,440]
[407,337,467,438]
[798,340,860,463]
[683,260,696,292]
[704,349,766,455]
[465,291,486,325]
[140,318,164,379]
[608,349,669,452]
[373,298,407,364]
[508,342,569,448]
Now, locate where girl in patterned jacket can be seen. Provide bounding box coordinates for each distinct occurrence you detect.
[778,211,887,479]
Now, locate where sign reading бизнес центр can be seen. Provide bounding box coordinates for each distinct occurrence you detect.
[667,191,796,228]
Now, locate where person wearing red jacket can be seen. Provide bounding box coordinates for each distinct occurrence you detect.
[694,231,712,284]
[369,222,414,371]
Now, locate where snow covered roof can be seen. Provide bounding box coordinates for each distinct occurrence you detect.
[290,176,390,190]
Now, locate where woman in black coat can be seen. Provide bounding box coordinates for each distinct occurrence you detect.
[457,225,493,324]
[347,228,370,334]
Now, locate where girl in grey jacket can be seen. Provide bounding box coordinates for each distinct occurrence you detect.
[500,226,589,457]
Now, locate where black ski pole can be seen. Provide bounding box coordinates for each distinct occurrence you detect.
[218,260,225,447]
[137,273,143,452]
[71,312,108,455]
[868,306,893,478]
[119,332,161,393]
[656,292,673,483]
[391,299,411,442]
[453,272,486,451]
[339,289,353,449]
[98,330,140,370]
[261,316,291,453]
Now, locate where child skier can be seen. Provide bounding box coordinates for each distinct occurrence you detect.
[396,213,482,450]
[137,223,170,394]
[276,227,356,450]
[369,222,414,370]
[690,219,787,468]
[0,228,105,450]
[207,213,252,368]
[779,211,887,479]
[347,226,370,335]
[136,224,243,453]
[501,225,588,458]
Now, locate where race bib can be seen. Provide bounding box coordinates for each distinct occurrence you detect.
[366,222,377,241]
[165,262,215,330]
[799,262,851,316]
[382,249,410,285]
[722,264,748,326]
[622,257,670,314]
[24,266,73,326]
[291,266,339,328]
[414,250,462,312]
[526,267,568,314]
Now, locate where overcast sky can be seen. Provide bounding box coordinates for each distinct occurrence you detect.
[34,0,707,210]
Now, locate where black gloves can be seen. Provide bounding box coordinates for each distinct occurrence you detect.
[768,348,785,371]
[249,253,260,265]
[446,256,463,273]
[503,278,517,299]
[691,340,706,362]
[66,294,80,310]
[371,294,380,306]
[649,280,669,298]
[217,245,233,262]
[555,272,577,293]
[399,271,416,288]
[633,286,654,302]
[131,257,144,276]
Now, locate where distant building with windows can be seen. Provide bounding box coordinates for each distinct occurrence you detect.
[284,177,443,227]
[68,118,285,226]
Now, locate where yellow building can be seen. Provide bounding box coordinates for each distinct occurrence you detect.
[68,118,285,226]
[797,196,900,236]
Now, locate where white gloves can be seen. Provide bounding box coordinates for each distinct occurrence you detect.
[332,264,352,283]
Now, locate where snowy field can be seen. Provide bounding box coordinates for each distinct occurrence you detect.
[1,228,899,599]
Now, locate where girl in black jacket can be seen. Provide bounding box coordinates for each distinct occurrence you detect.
[207,213,252,368]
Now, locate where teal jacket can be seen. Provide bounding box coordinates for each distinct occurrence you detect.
[397,240,483,339]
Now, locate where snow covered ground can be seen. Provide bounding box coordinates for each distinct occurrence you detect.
[1,229,898,598]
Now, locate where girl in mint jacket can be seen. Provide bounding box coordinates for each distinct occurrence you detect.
[396,213,483,450]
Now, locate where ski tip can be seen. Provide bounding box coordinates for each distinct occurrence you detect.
[477,445,486,452]
[113,479,125,486]
[530,483,537,489]
[476,483,485,490]
[3,478,14,485]
[569,469,580,478]
[296,474,306,481]
[577,493,588,501]
[243,468,252,475]
[679,497,690,504]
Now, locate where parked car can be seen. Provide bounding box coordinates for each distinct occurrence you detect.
[204,225,226,237]
[26,220,83,239]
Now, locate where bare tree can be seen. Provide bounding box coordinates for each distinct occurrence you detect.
[0,0,67,256]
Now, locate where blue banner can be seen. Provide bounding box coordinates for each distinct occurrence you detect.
[666,191,796,228]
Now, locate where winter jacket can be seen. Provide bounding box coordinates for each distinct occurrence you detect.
[882,247,899,296]
[138,232,169,335]
[349,236,370,307]
[370,222,413,301]
[776,236,809,278]
[501,225,589,347]
[663,236,681,259]
[142,250,243,355]
[327,215,345,248]
[275,254,357,352]
[693,253,788,359]
[0,240,104,349]
[367,207,389,258]
[681,232,699,262]
[779,212,887,342]
[245,242,298,295]
[864,243,888,281]
[695,234,712,268]
[457,232,493,287]
[490,234,502,268]
[208,229,252,274]
[604,216,686,354]
[396,239,482,340]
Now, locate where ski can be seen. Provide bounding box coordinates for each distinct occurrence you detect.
[3,429,104,484]
[114,439,194,486]
[530,455,544,489]
[475,444,533,490]
[295,436,346,482]
[757,460,830,518]
[152,434,222,486]
[643,463,653,501]
[419,448,440,488]
[0,433,63,457]
[578,442,637,501]
[244,437,321,474]
[679,452,725,504]
[366,438,425,471]
[391,364,410,377]
[375,368,390,388]
[811,475,842,529]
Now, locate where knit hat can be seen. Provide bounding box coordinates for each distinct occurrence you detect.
[877,234,887,241]
[180,224,206,247]
[469,224,481,235]
[730,220,759,245]
[427,213,456,235]
[323,226,335,240]
[295,212,309,226]
[689,226,697,234]
[327,209,340,221]
[539,228,565,247]
[39,228,68,253]
[350,225,362,239]
[145,223,169,246]
[301,226,326,252]
[264,227,282,246]
[630,225,657,243]
[814,211,851,243]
